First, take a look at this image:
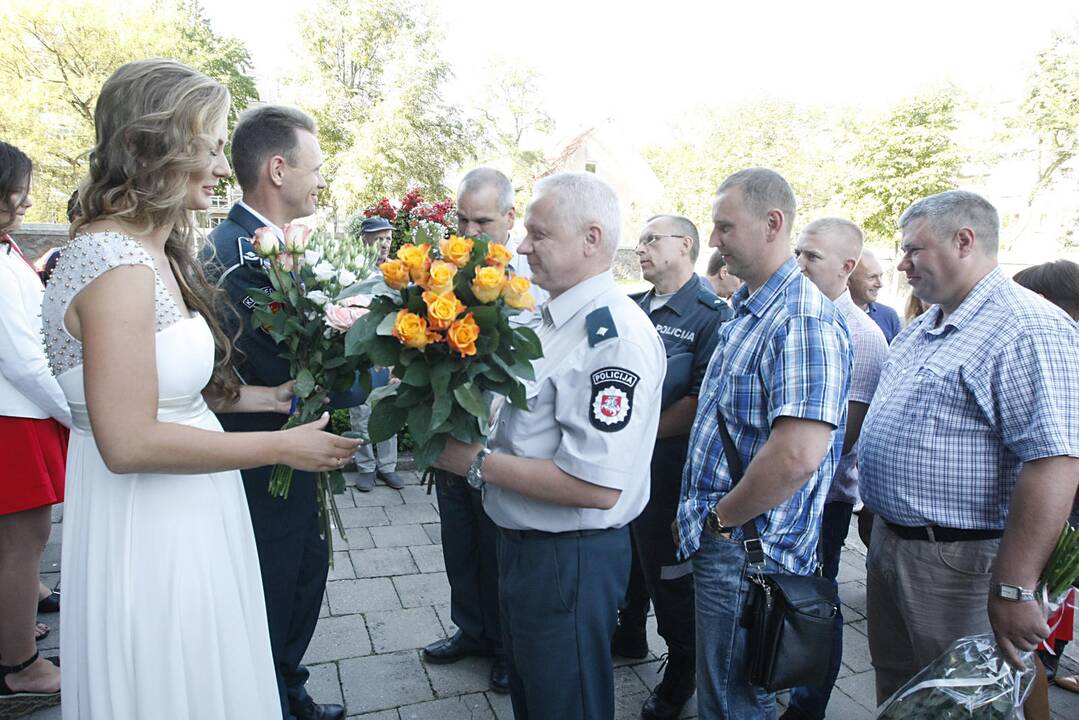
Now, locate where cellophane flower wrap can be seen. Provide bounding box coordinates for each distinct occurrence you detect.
[878,522,1079,719]
[245,223,379,553]
[340,233,542,472]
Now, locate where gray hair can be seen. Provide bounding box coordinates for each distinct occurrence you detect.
[717,167,796,228]
[646,213,700,261]
[231,105,317,193]
[458,167,514,214]
[533,172,621,253]
[899,190,999,254]
[801,217,864,261]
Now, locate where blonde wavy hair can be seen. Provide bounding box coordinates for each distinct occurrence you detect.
[72,58,239,400]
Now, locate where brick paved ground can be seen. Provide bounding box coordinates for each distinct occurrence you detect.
[25,468,1079,719]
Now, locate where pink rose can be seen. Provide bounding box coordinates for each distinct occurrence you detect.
[283,223,313,253]
[339,294,373,309]
[251,227,280,257]
[275,251,296,272]
[324,302,369,333]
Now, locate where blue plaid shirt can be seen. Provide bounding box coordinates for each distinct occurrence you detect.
[676,257,852,574]
[860,267,1079,529]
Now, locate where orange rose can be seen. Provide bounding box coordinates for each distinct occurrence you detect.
[439,235,475,268]
[380,259,410,290]
[471,266,506,303]
[446,313,480,358]
[486,242,513,268]
[421,260,458,295]
[502,273,536,310]
[392,309,440,349]
[422,290,466,331]
[397,243,432,282]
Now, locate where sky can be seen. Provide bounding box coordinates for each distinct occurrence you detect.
[204,0,1079,146]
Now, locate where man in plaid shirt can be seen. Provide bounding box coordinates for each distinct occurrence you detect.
[675,168,851,718]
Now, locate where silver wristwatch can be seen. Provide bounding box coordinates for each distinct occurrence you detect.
[466,447,492,490]
[994,583,1037,602]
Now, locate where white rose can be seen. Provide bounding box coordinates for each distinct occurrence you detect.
[306,290,330,307]
[304,249,322,266]
[338,269,357,287]
[312,261,336,282]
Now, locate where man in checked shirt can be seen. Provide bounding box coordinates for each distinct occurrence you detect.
[858,190,1079,705]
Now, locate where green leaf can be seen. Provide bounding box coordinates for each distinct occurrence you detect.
[430,361,452,396]
[367,336,402,367]
[514,326,544,360]
[407,402,434,446]
[469,305,499,332]
[365,383,398,410]
[375,312,398,336]
[411,432,448,474]
[344,309,383,356]
[508,381,528,409]
[403,361,430,387]
[368,400,408,444]
[294,368,316,398]
[453,382,489,424]
[430,390,453,430]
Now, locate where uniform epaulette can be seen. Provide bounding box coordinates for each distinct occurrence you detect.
[586,306,619,347]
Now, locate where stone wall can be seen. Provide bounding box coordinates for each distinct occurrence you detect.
[10,223,69,262]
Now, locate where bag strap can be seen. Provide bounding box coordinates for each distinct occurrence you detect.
[716,418,767,566]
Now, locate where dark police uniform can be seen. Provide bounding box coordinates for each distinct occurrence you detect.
[623,275,731,668]
[205,203,363,720]
[483,271,666,719]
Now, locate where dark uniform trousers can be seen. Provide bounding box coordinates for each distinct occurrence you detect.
[498,525,630,720]
[434,472,502,648]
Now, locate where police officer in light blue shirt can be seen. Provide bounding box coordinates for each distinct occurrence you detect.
[433,172,666,720]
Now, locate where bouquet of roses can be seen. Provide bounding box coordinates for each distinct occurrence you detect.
[362,189,457,257]
[245,223,379,549]
[340,233,542,471]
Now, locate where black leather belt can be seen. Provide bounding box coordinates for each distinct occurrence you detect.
[499,527,609,541]
[884,521,1003,542]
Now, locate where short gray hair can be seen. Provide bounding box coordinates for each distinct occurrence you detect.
[717,167,796,227]
[458,167,514,214]
[646,213,700,261]
[533,172,621,252]
[801,217,864,260]
[899,190,999,254]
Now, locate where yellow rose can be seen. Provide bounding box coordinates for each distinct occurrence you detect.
[380,259,410,290]
[439,235,475,268]
[422,290,466,331]
[421,260,458,295]
[486,243,513,268]
[446,313,480,358]
[471,266,506,303]
[502,273,536,310]
[397,243,432,282]
[392,309,440,349]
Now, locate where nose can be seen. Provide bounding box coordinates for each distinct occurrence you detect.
[460,221,479,236]
[709,227,722,248]
[216,156,231,179]
[896,255,912,273]
[517,235,533,255]
[796,254,808,271]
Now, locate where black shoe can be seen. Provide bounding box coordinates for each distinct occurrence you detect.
[37,590,60,614]
[422,630,490,665]
[779,708,815,720]
[489,654,510,694]
[611,617,649,659]
[292,702,345,720]
[641,653,695,720]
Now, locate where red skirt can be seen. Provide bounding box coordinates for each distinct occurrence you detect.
[0,415,68,514]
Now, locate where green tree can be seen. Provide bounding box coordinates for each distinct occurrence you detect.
[0,0,257,222]
[290,0,477,219]
[844,90,964,249]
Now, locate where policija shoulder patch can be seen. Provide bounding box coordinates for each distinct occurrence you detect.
[590,366,640,432]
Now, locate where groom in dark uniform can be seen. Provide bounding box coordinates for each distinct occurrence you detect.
[205,105,355,720]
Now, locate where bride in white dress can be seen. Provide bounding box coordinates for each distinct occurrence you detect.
[41,60,360,719]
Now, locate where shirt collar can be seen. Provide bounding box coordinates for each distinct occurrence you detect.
[641,274,701,316]
[732,256,800,318]
[542,271,616,329]
[238,200,284,241]
[834,289,856,312]
[921,266,1005,335]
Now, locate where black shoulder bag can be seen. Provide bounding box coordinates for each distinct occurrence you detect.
[716,418,840,692]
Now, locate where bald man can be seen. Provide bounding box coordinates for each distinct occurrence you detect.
[788,219,888,720]
[848,250,901,342]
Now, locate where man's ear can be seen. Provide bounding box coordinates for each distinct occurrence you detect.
[267,154,287,188]
[583,223,604,257]
[506,206,516,234]
[955,227,977,258]
[842,257,858,276]
[765,209,785,241]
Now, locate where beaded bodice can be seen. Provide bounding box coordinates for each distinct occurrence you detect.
[42,232,185,376]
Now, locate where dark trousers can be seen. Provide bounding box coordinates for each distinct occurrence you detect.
[498,526,629,720]
[240,464,329,720]
[434,473,501,647]
[787,501,853,719]
[625,468,696,659]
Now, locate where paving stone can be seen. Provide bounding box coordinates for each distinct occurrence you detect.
[817,688,871,720]
[839,619,874,673]
[422,655,491,696]
[307,661,344,706]
[397,693,494,720]
[433,604,457,638]
[410,545,446,574]
[330,551,356,580]
[486,690,513,720]
[349,711,399,720]
[320,593,330,619]
[840,580,868,620]
[834,669,879,713]
[351,486,405,507]
[401,485,437,504]
[350,547,419,578]
[372,524,432,548]
[340,506,391,528]
[344,527,375,550]
[304,614,372,663]
[367,607,445,653]
[422,523,443,544]
[340,651,434,714]
[393,572,451,608]
[386,503,440,526]
[327,578,403,615]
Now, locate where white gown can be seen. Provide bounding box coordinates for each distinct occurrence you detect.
[42,232,279,720]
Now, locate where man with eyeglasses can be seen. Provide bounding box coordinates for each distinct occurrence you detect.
[616,215,731,719]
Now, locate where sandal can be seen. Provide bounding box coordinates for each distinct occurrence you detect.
[1055,674,1079,693]
[34,622,49,641]
[37,589,60,614]
[0,651,61,716]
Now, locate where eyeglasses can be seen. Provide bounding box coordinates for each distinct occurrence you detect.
[637,233,688,248]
